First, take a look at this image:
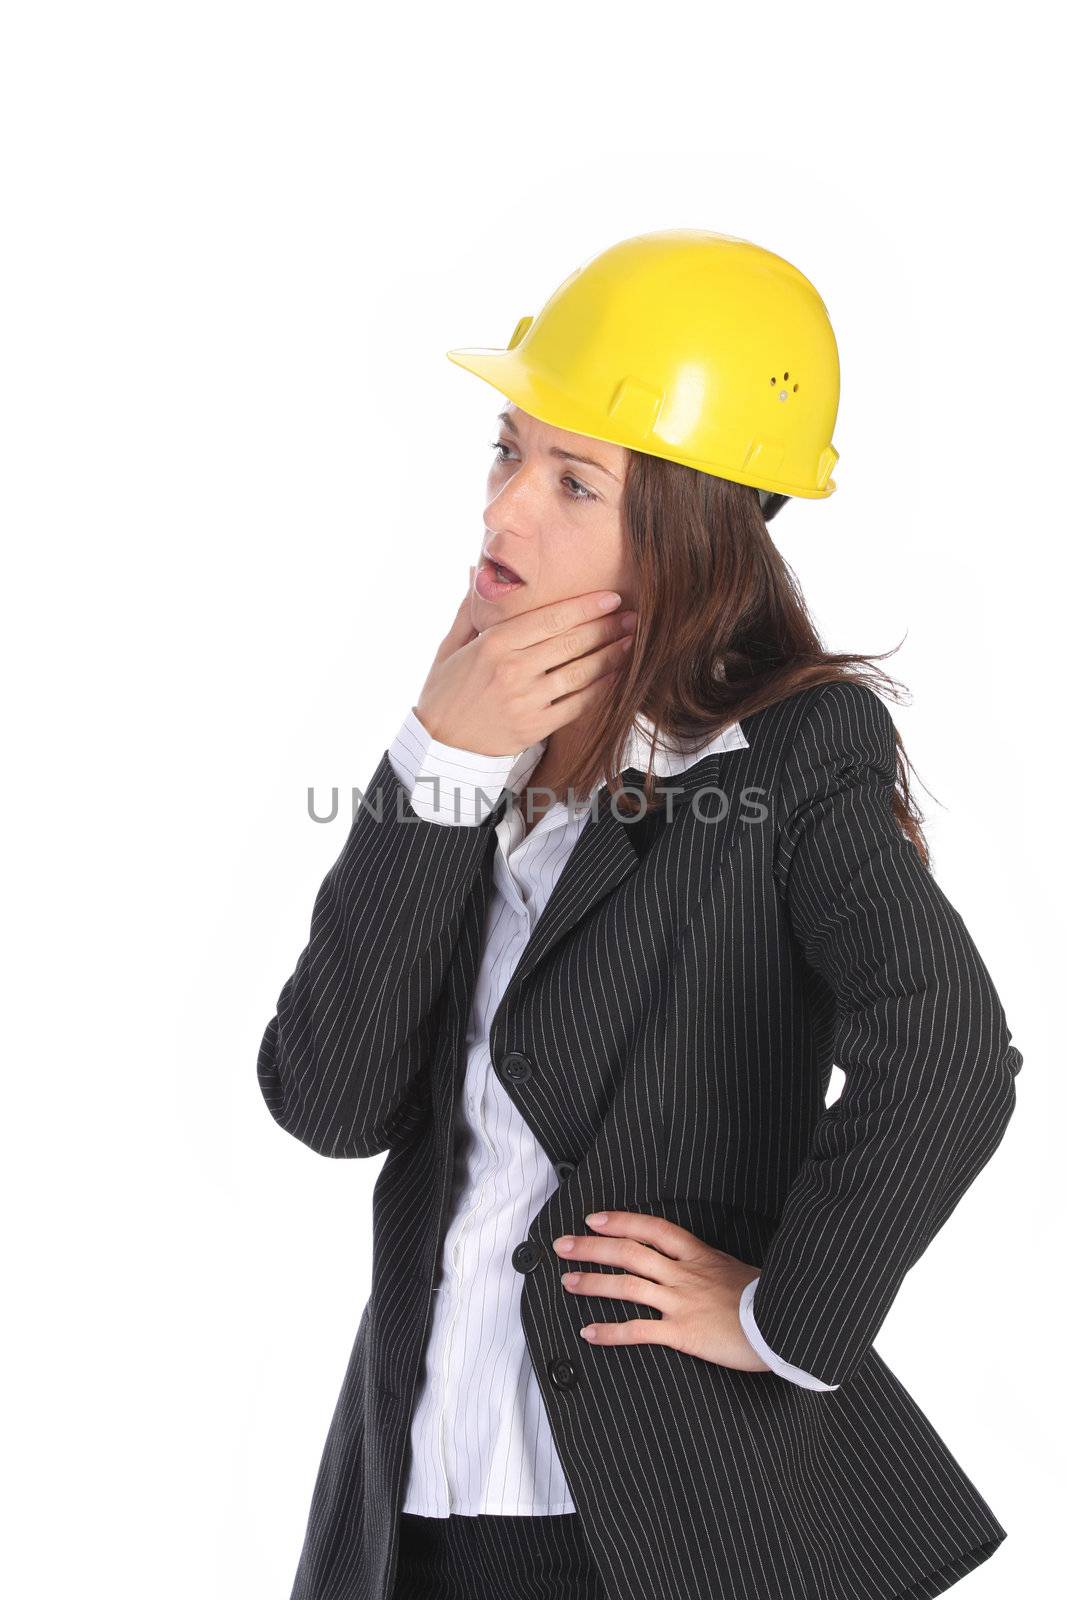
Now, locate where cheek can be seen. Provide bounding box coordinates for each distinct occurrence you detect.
[545,514,628,585]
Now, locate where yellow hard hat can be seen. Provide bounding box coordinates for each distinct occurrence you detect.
[446,228,839,501]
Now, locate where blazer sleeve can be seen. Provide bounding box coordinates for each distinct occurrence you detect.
[257,743,506,1159]
[751,679,1023,1388]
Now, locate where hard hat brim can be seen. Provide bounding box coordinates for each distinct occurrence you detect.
[445,346,836,500]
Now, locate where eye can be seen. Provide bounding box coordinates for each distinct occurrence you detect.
[562,475,597,503]
[488,440,598,504]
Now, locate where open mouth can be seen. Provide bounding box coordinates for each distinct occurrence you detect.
[484,554,524,585]
[476,552,527,599]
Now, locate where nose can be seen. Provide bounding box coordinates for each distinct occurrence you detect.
[483,501,537,546]
[485,457,545,519]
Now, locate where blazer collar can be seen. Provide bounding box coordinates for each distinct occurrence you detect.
[488,711,750,1017]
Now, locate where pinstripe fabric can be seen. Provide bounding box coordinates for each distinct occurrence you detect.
[394,1511,607,1599]
[258,678,1022,1600]
[389,705,835,1395]
[384,706,825,1518]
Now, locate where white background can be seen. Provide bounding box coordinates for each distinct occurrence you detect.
[2,3,1060,1596]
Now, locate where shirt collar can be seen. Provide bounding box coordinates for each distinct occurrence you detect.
[501,708,749,799]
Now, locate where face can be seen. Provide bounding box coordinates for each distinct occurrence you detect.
[473,403,633,624]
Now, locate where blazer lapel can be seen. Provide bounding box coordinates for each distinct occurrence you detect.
[502,749,725,999]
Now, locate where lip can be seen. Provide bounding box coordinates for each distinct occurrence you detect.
[481,550,526,584]
[476,552,526,603]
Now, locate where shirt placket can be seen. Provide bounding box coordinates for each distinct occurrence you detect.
[433,801,578,1511]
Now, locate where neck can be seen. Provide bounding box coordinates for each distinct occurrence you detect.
[516,713,603,826]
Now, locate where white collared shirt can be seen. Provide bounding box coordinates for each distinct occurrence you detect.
[387,705,835,1519]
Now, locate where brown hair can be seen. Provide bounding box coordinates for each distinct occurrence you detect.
[556,448,931,867]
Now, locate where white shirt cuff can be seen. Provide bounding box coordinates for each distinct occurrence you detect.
[738,1277,840,1391]
[387,706,529,826]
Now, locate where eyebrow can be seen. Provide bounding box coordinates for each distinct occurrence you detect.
[497,410,620,483]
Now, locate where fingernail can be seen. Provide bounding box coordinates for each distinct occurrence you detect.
[598,593,622,609]
[586,1212,607,1226]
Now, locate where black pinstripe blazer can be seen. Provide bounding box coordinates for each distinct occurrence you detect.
[258,678,1023,1600]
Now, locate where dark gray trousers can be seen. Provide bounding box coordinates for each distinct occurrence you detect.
[394,1511,609,1600]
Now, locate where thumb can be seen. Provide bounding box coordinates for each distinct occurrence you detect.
[435,565,479,662]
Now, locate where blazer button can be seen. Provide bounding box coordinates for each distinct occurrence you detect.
[549,1356,579,1390]
[554,1160,576,1181]
[501,1051,533,1083]
[511,1240,542,1274]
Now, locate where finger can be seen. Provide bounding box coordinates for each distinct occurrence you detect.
[492,589,624,652]
[540,633,635,709]
[553,1232,676,1283]
[578,1317,666,1346]
[583,1210,705,1263]
[522,609,637,676]
[560,1270,665,1310]
[531,663,627,740]
[432,566,479,664]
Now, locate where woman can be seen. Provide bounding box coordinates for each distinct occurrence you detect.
[258,230,1023,1600]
